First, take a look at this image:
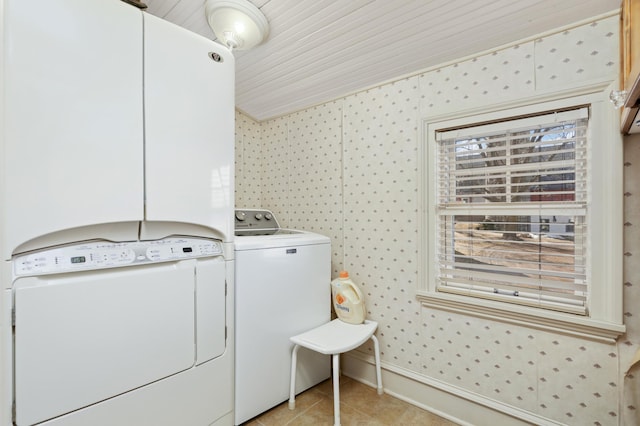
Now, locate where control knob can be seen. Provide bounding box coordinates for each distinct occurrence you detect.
[235,211,246,221]
[265,213,273,220]
[255,213,263,220]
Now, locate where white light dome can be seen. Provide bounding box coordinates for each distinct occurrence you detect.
[205,0,269,51]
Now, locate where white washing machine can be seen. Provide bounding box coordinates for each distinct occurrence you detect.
[234,209,331,425]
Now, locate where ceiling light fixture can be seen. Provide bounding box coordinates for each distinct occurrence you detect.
[205,0,269,51]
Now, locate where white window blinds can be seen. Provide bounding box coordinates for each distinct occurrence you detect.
[435,107,589,315]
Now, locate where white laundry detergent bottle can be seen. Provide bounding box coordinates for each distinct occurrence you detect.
[331,271,366,324]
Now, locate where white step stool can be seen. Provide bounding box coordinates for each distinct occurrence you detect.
[288,319,383,426]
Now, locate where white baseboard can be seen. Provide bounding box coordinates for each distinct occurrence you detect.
[341,351,563,426]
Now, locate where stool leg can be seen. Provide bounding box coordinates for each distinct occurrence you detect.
[371,335,383,395]
[332,353,341,426]
[289,345,300,410]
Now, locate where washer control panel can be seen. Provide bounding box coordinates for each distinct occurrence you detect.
[235,209,279,232]
[13,237,223,276]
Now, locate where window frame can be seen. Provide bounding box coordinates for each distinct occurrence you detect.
[418,84,625,343]
[435,108,589,314]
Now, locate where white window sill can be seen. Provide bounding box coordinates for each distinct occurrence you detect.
[416,291,626,344]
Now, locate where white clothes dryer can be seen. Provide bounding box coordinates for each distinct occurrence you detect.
[234,209,331,425]
[9,237,232,426]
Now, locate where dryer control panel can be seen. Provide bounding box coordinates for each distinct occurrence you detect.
[13,237,223,276]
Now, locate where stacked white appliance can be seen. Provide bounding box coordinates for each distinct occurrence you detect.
[0,1,235,425]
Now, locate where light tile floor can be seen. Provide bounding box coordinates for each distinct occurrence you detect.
[244,376,458,425]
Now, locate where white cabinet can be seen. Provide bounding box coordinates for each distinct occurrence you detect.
[144,15,235,239]
[2,0,144,258]
[1,1,235,258]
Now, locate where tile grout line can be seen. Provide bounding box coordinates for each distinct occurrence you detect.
[283,398,326,425]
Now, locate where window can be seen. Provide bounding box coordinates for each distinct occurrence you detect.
[419,89,625,342]
[436,108,588,315]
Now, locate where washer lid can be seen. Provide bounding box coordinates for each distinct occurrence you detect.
[235,229,300,236]
[234,230,330,250]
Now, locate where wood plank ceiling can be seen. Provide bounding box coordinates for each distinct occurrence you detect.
[145,0,620,121]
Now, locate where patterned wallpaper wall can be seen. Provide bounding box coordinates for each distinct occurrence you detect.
[622,135,640,425]
[235,13,640,425]
[234,110,261,208]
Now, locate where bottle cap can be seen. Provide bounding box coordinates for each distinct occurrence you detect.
[339,271,349,278]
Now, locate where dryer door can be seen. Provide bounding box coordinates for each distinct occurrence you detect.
[13,261,196,426]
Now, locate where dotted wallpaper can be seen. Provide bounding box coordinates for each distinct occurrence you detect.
[235,14,639,426]
[286,103,344,276]
[420,42,535,116]
[342,80,423,367]
[535,21,618,92]
[622,135,640,426]
[234,110,262,208]
[259,116,289,222]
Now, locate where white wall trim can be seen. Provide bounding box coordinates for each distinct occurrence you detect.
[342,351,566,426]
